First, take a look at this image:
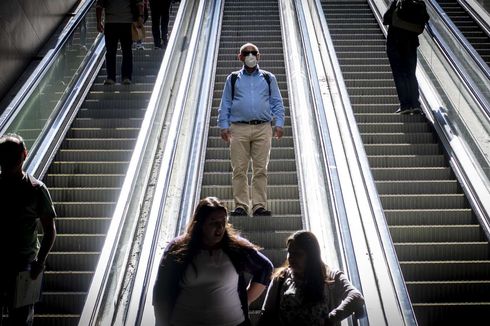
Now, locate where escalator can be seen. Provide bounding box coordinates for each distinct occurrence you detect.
[199,0,302,321]
[321,0,490,324]
[435,0,490,65]
[34,5,180,325]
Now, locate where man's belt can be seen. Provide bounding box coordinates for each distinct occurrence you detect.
[233,120,270,125]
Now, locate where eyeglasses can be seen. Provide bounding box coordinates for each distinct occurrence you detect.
[241,50,258,56]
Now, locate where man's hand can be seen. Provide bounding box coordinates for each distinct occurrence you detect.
[96,6,104,33]
[30,260,45,280]
[220,128,231,142]
[97,21,104,33]
[274,126,283,140]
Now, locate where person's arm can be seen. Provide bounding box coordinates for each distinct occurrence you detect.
[153,239,181,325]
[96,3,104,33]
[383,0,397,25]
[31,184,57,279]
[269,74,284,139]
[326,271,365,324]
[242,247,274,304]
[218,74,233,141]
[256,276,282,326]
[136,0,145,26]
[247,282,266,305]
[31,215,56,279]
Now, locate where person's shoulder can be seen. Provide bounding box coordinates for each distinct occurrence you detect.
[230,69,243,77]
[24,173,46,190]
[328,268,344,279]
[259,69,277,84]
[168,235,185,249]
[275,267,291,279]
[259,69,274,77]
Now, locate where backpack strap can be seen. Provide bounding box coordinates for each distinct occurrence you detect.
[230,69,272,100]
[261,70,272,97]
[230,71,240,100]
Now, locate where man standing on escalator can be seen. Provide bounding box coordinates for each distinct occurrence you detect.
[218,43,284,217]
[149,0,172,49]
[96,0,144,85]
[0,134,57,325]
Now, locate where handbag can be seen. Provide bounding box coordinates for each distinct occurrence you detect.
[391,0,430,34]
[131,22,145,42]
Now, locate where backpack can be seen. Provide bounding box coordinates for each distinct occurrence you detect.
[391,0,430,34]
[230,70,271,100]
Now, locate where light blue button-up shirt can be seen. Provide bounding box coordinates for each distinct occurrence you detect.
[218,66,285,129]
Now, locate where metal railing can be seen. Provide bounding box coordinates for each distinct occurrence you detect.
[124,1,224,324]
[0,0,99,167]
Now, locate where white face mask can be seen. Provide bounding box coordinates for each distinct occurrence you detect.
[244,54,257,68]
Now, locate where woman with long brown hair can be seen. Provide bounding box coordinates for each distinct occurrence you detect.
[153,197,273,325]
[258,230,364,325]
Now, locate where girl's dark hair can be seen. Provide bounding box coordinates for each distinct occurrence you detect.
[169,197,256,274]
[277,230,332,303]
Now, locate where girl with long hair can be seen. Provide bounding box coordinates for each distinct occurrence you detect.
[258,230,364,325]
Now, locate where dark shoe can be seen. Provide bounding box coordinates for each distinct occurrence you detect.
[104,79,115,85]
[253,207,272,216]
[122,78,132,85]
[230,207,248,216]
[395,107,412,114]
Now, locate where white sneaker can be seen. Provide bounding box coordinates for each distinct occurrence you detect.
[135,42,145,50]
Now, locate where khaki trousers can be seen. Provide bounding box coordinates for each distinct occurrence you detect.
[229,123,272,213]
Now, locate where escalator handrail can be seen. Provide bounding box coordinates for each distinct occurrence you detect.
[26,36,105,179]
[429,0,490,79]
[458,0,490,39]
[288,0,358,291]
[426,0,490,119]
[77,1,198,324]
[431,108,490,239]
[0,0,96,132]
[280,0,346,278]
[124,1,223,324]
[173,0,224,239]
